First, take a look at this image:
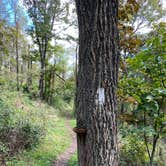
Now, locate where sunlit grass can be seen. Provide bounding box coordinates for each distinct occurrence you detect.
[70,119,76,128]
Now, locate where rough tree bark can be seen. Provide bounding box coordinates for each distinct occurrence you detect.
[75,0,119,165]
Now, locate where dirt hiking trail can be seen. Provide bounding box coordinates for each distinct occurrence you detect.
[53,119,77,166]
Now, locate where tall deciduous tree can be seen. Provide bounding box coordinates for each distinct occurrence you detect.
[24,0,68,99]
[75,0,119,165]
[119,0,165,57]
[119,22,166,165]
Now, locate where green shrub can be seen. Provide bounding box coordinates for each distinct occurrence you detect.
[119,135,148,166]
[0,98,45,164]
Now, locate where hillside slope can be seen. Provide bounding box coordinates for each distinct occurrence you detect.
[0,90,71,166]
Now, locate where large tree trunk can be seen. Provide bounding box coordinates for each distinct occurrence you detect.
[75,0,119,165]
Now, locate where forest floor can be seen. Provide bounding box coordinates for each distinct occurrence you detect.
[53,118,77,166]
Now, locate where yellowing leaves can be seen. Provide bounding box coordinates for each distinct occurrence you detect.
[119,0,139,22]
[124,96,138,104]
[118,114,138,124]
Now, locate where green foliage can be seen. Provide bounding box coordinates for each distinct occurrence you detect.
[118,0,165,57]
[0,96,45,164]
[25,0,69,42]
[118,22,166,164]
[119,135,148,165]
[68,153,78,166]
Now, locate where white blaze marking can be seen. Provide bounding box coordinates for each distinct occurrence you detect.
[97,87,105,105]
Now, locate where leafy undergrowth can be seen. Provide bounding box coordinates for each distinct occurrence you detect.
[7,119,70,166]
[0,90,71,166]
[68,153,78,166]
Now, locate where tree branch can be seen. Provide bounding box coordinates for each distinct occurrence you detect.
[54,72,65,82]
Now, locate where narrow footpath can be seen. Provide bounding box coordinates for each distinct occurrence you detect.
[53,119,77,166]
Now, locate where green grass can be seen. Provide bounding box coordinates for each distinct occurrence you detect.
[67,119,77,166]
[7,118,70,166]
[68,153,78,166]
[70,119,76,128]
[68,119,77,166]
[0,90,72,166]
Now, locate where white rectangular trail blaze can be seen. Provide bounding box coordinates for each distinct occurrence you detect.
[97,87,105,105]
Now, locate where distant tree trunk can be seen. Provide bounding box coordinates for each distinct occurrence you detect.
[39,55,45,99]
[75,0,119,165]
[27,46,32,89]
[50,68,55,104]
[0,54,2,71]
[50,60,56,104]
[15,20,19,91]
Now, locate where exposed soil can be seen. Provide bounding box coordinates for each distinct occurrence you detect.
[53,119,77,166]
